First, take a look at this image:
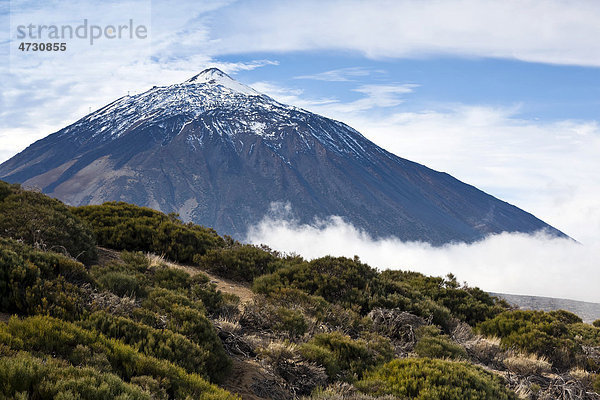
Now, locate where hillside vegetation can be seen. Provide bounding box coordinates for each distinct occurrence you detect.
[1,180,599,400]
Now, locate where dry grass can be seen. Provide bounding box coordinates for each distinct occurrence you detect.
[214,317,242,335]
[569,367,595,388]
[464,335,502,366]
[451,321,475,343]
[259,341,299,363]
[146,253,177,269]
[503,351,552,376]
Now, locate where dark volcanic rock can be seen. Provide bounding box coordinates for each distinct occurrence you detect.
[0,68,566,242]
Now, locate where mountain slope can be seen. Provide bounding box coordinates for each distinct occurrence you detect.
[0,68,566,243]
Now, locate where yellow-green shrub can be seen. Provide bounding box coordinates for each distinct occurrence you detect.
[0,181,97,264]
[477,310,587,370]
[0,315,236,399]
[414,326,467,360]
[73,202,224,263]
[0,352,150,400]
[194,244,283,282]
[80,311,217,379]
[0,239,92,319]
[299,331,394,381]
[357,358,517,400]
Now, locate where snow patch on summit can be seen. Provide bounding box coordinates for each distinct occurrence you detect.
[186,68,260,96]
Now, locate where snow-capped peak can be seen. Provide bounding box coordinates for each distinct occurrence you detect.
[185,68,260,96]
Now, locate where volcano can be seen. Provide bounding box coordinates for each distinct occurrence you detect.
[0,68,566,243]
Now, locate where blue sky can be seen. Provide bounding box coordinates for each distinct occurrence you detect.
[230,54,600,121]
[2,0,600,299]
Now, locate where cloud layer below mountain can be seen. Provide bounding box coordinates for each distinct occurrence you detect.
[247,210,600,303]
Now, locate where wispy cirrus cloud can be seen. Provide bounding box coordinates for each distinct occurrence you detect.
[294,67,382,82]
[252,81,417,114]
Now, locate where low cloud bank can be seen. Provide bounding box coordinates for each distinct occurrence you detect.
[247,210,600,304]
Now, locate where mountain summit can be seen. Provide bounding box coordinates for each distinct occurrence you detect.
[0,68,566,243]
[186,68,261,95]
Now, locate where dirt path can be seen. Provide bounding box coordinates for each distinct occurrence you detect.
[169,263,255,305]
[97,247,255,304]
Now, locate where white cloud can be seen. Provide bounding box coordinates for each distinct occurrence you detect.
[207,0,600,67]
[295,67,380,82]
[252,81,417,114]
[247,209,600,303]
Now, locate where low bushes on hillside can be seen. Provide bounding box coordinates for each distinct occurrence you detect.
[194,244,284,282]
[73,202,225,263]
[372,271,507,328]
[254,256,378,313]
[476,309,600,371]
[356,358,517,400]
[0,315,236,399]
[253,256,506,332]
[0,181,97,264]
[299,331,394,382]
[80,311,214,377]
[413,325,467,360]
[0,352,151,400]
[0,238,92,320]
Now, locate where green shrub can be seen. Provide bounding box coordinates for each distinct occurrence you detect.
[92,251,226,314]
[414,326,467,360]
[548,310,583,324]
[594,374,600,394]
[299,331,394,381]
[477,310,585,370]
[189,276,226,315]
[142,287,200,312]
[0,181,97,264]
[0,239,92,319]
[23,276,88,321]
[240,299,307,337]
[273,307,307,337]
[151,267,192,290]
[265,288,370,335]
[253,258,499,331]
[97,271,146,297]
[194,244,283,282]
[254,256,378,312]
[121,251,151,271]
[593,320,600,328]
[357,358,517,400]
[140,289,231,381]
[0,238,92,283]
[566,322,600,346]
[0,315,235,399]
[373,271,507,327]
[73,202,225,263]
[0,352,150,400]
[80,311,216,379]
